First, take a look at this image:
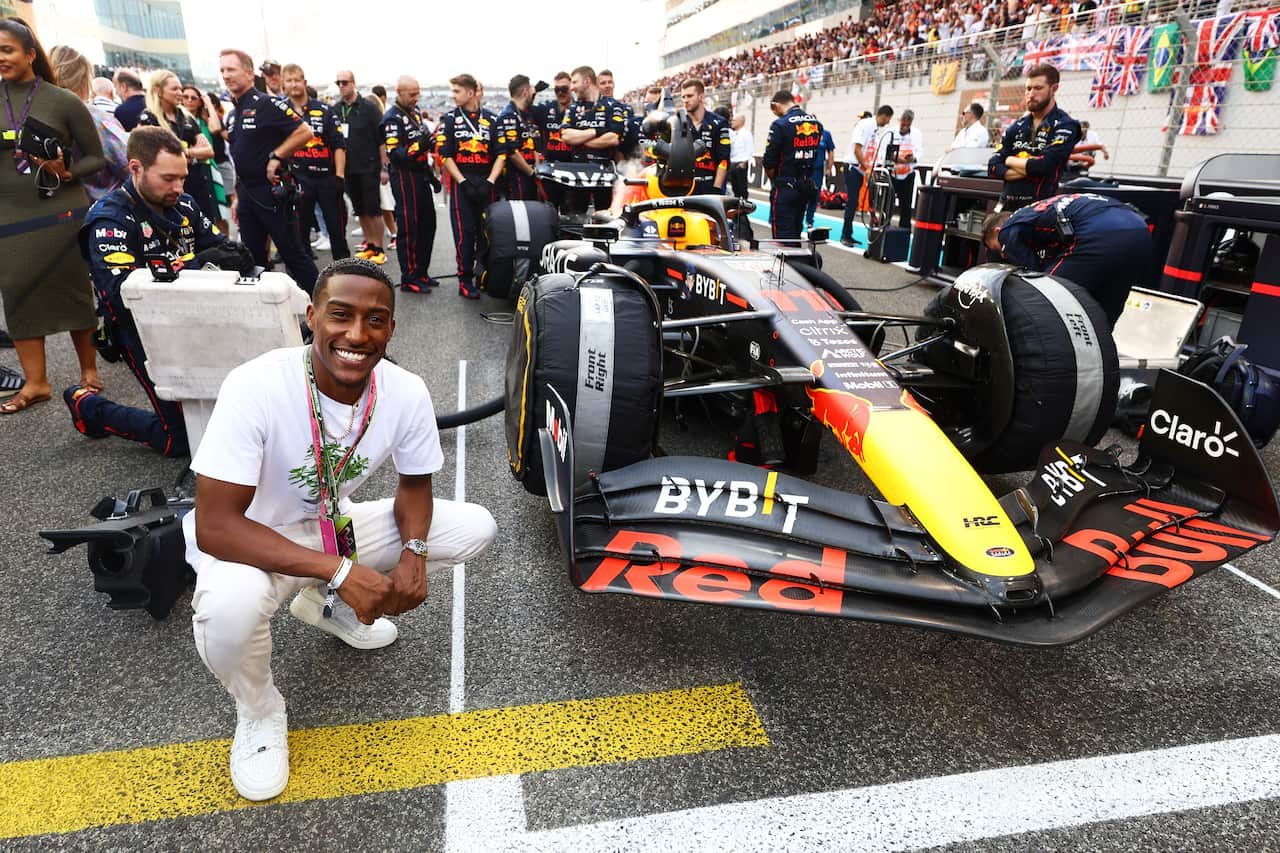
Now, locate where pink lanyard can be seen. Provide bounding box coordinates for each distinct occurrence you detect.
[304,349,377,555]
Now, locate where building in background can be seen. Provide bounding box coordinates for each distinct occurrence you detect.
[29,0,192,79]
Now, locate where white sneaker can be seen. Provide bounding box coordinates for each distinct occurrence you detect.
[231,705,289,801]
[289,584,399,650]
[311,235,331,252]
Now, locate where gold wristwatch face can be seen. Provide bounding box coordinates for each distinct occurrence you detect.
[403,538,429,557]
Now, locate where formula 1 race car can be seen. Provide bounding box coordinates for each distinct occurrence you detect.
[493,115,1279,647]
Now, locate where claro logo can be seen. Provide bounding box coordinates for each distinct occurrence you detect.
[654,475,810,534]
[1149,409,1239,459]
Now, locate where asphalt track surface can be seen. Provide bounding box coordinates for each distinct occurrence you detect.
[2,209,1279,851]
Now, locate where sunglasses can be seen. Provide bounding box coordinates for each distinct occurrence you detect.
[336,79,352,85]
[554,85,570,93]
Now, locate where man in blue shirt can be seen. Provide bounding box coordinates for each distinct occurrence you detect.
[761,90,823,241]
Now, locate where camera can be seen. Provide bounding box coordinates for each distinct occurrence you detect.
[270,161,299,207]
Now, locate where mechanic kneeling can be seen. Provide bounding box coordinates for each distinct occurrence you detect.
[70,126,252,456]
[982,192,1152,328]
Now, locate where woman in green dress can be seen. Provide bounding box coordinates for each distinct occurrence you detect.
[0,17,104,415]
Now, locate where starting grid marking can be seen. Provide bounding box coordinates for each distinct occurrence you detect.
[0,683,768,840]
[447,733,1280,852]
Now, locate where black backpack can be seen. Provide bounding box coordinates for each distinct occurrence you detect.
[1179,337,1280,448]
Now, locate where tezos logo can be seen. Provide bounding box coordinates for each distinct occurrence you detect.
[1149,409,1239,459]
[963,515,999,528]
[654,475,810,534]
[985,546,1016,558]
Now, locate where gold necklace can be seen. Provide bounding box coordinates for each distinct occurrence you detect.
[324,399,359,442]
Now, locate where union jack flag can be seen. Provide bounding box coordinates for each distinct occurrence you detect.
[1179,14,1246,135]
[1023,37,1063,68]
[1244,8,1279,55]
[1064,31,1108,71]
[1089,66,1117,108]
[1115,25,1151,95]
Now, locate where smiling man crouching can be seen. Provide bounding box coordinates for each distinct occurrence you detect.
[186,257,496,801]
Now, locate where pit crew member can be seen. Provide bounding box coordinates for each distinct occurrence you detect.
[840,105,890,247]
[495,74,542,201]
[69,126,249,456]
[560,65,626,214]
[219,48,318,292]
[873,108,923,230]
[437,73,504,299]
[188,257,496,801]
[982,192,1152,328]
[282,63,349,260]
[680,78,730,195]
[988,63,1081,211]
[761,89,823,242]
[383,74,440,293]
[533,71,573,210]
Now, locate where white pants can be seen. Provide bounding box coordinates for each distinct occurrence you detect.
[191,498,496,718]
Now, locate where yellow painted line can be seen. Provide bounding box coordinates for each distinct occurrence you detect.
[0,683,767,839]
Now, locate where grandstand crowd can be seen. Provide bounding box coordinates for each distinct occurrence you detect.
[634,0,1188,98]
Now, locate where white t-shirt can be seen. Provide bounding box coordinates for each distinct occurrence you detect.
[949,121,990,150]
[875,127,925,179]
[846,116,878,167]
[729,127,754,163]
[183,346,444,565]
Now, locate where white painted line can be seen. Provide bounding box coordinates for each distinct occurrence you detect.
[1224,562,1280,601]
[445,775,527,853]
[520,734,1280,852]
[449,359,467,714]
[442,363,530,853]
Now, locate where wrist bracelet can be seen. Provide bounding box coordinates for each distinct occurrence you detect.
[330,556,353,589]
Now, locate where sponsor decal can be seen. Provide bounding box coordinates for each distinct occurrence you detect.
[103,251,135,265]
[97,242,127,254]
[985,546,1016,558]
[653,473,811,534]
[141,223,153,239]
[583,529,847,615]
[687,270,724,303]
[1065,497,1269,589]
[1148,409,1240,459]
[965,515,1000,528]
[93,227,127,240]
[806,387,872,461]
[544,399,568,462]
[954,278,992,309]
[749,341,762,361]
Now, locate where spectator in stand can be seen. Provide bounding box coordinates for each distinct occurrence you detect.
[48,44,129,203]
[840,104,891,247]
[947,102,990,151]
[91,77,116,113]
[728,114,753,200]
[113,68,146,131]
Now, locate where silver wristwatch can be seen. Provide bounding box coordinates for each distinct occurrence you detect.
[403,538,429,558]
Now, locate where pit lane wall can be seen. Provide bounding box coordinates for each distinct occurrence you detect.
[733,57,1280,183]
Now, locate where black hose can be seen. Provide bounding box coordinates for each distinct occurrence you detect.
[436,394,504,430]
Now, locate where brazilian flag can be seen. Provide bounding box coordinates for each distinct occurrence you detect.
[1148,23,1183,92]
[1245,47,1276,92]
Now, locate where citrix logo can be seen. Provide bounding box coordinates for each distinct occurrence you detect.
[1149,409,1239,459]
